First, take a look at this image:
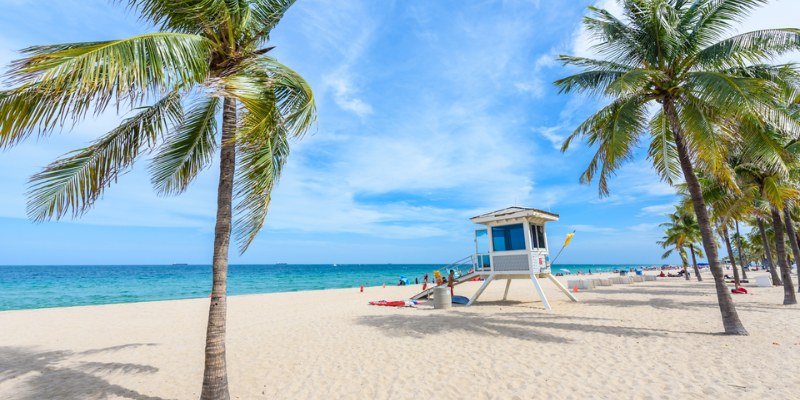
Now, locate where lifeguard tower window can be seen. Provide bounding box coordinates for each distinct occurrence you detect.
[531,224,546,248]
[492,224,526,251]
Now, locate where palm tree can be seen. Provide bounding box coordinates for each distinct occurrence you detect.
[0,1,315,398]
[783,142,800,291]
[690,171,755,287]
[658,229,691,277]
[556,0,800,334]
[732,134,799,303]
[756,216,782,283]
[733,221,749,280]
[660,205,704,281]
[787,204,800,292]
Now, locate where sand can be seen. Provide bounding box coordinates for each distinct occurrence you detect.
[1,271,798,399]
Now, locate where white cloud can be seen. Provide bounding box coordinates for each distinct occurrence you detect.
[291,0,378,117]
[569,224,616,234]
[629,222,661,233]
[532,124,567,150]
[322,75,373,117]
[640,203,676,216]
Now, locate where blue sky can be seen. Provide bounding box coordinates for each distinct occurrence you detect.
[1,0,798,265]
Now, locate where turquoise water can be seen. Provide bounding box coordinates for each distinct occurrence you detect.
[0,263,644,311]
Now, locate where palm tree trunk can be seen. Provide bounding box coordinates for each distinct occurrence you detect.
[758,218,781,285]
[200,98,236,400]
[722,226,740,288]
[665,99,747,335]
[771,206,797,304]
[689,244,702,282]
[735,220,748,280]
[783,206,800,293]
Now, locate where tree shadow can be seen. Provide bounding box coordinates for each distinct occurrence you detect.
[590,287,712,297]
[356,311,711,343]
[584,291,792,313]
[0,344,167,400]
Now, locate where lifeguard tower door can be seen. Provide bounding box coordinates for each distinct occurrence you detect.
[529,223,549,273]
[474,229,490,271]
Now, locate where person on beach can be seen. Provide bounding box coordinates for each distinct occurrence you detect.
[422,273,429,291]
[448,270,455,296]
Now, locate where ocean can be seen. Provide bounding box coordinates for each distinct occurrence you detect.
[0,263,645,311]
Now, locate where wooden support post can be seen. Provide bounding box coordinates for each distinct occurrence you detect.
[468,275,493,306]
[502,279,512,301]
[547,273,578,302]
[531,274,551,310]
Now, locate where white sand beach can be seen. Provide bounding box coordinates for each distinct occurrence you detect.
[1,272,798,400]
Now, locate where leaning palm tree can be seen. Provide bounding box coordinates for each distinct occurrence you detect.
[732,128,799,303]
[556,0,800,334]
[0,1,315,398]
[783,140,800,291]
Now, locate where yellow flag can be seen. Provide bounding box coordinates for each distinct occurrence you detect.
[563,232,575,247]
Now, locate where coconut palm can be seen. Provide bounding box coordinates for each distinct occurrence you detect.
[658,229,691,277]
[783,141,800,291]
[688,171,756,287]
[0,1,315,398]
[660,205,704,281]
[731,124,799,303]
[733,221,749,280]
[556,0,800,334]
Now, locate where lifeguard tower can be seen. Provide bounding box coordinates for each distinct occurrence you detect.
[412,206,578,310]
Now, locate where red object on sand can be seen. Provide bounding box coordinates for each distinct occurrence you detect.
[360,285,364,293]
[731,287,748,294]
[369,300,407,307]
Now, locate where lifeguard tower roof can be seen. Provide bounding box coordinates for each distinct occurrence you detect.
[470,207,559,225]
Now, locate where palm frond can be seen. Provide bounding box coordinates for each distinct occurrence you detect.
[563,95,648,196]
[150,96,220,195]
[557,55,634,72]
[582,7,648,67]
[9,32,210,96]
[224,57,316,139]
[233,121,289,253]
[1,33,209,147]
[689,0,770,47]
[120,0,232,34]
[695,28,800,69]
[248,0,296,42]
[762,175,800,207]
[677,94,737,187]
[26,92,183,221]
[223,57,315,253]
[648,110,682,185]
[554,70,627,96]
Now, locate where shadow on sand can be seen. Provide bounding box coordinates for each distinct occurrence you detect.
[357,309,713,343]
[0,343,166,400]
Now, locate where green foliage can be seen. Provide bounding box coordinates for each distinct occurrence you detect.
[4,0,316,254]
[151,96,221,195]
[557,0,800,195]
[27,92,183,220]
